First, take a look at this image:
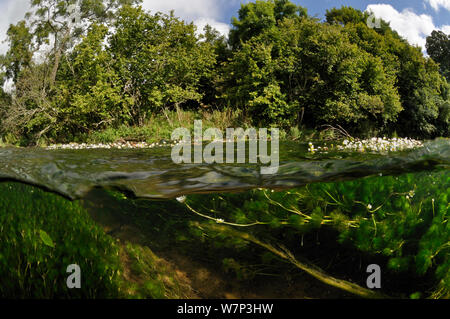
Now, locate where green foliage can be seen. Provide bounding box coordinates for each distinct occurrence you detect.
[0,0,448,143]
[324,6,449,138]
[223,13,402,131]
[181,171,449,298]
[52,167,447,298]
[1,2,216,144]
[0,182,122,298]
[0,20,34,84]
[108,5,216,124]
[229,0,307,50]
[39,230,55,248]
[426,30,450,81]
[325,6,366,25]
[80,107,247,144]
[0,182,196,299]
[394,47,448,138]
[56,23,130,136]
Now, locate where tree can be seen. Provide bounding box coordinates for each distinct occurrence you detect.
[1,0,448,143]
[0,21,34,84]
[55,23,129,137]
[426,30,450,81]
[109,6,216,125]
[393,40,447,137]
[1,61,57,142]
[223,4,402,133]
[326,6,365,25]
[324,6,449,138]
[197,24,231,108]
[26,0,141,86]
[229,0,307,50]
[0,1,218,143]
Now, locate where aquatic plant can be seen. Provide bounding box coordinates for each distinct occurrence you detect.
[308,137,424,154]
[0,182,196,299]
[180,171,449,298]
[0,182,122,298]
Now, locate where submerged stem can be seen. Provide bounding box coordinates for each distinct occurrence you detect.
[185,202,266,227]
[193,222,391,299]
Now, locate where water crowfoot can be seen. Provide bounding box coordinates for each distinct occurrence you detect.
[308,137,424,154]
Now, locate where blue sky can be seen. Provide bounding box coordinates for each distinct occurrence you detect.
[0,0,449,54]
[229,1,450,26]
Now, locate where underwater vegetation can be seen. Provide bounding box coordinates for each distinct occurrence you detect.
[91,170,449,299]
[178,171,449,298]
[0,183,193,299]
[0,169,448,299]
[0,182,121,298]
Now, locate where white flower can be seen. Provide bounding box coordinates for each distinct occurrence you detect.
[176,196,187,203]
[216,218,224,223]
[367,204,372,210]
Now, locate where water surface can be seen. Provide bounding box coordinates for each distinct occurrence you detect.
[0,139,448,199]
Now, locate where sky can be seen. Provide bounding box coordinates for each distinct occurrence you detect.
[0,0,449,55]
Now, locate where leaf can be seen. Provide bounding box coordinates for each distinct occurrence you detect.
[410,292,422,299]
[39,229,55,248]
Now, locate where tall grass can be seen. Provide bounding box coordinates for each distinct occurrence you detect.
[81,108,252,144]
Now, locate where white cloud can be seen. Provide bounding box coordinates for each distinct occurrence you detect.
[140,0,231,37]
[442,25,450,33]
[141,0,222,21]
[366,4,449,51]
[0,0,30,55]
[194,17,230,37]
[425,0,450,12]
